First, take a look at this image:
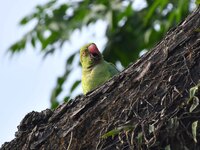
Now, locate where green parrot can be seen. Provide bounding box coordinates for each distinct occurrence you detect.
[80,43,119,95]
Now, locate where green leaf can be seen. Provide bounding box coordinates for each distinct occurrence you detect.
[67,53,76,65]
[101,125,133,139]
[192,121,198,143]
[53,4,68,21]
[137,132,143,144]
[196,0,200,5]
[43,48,55,58]
[57,76,66,86]
[31,37,36,48]
[144,0,160,26]
[55,86,62,97]
[144,29,152,44]
[64,96,70,103]
[194,28,200,32]
[189,96,199,112]
[9,39,26,53]
[51,100,59,109]
[165,145,171,150]
[70,80,81,93]
[188,84,200,112]
[149,124,155,133]
[189,85,199,99]
[169,117,179,129]
[20,16,32,25]
[101,128,121,139]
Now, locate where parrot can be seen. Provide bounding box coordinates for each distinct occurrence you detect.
[80,43,119,95]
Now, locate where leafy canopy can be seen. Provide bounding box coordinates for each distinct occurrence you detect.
[9,0,195,108]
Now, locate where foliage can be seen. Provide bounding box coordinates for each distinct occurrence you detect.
[188,83,200,112]
[9,0,195,108]
[101,125,133,139]
[196,0,200,5]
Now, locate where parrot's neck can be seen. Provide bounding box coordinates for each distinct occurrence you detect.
[82,59,103,72]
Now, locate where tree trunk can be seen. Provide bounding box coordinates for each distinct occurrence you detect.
[1,7,200,150]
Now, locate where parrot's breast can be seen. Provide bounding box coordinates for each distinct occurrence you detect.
[82,61,118,94]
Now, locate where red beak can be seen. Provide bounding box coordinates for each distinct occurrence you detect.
[88,43,100,56]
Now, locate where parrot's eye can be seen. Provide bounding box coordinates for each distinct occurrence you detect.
[82,51,87,57]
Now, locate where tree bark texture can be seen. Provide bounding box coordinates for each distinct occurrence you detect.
[1,7,200,150]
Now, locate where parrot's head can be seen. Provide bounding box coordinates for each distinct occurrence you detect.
[80,43,102,69]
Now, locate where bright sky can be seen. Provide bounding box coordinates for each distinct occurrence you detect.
[0,0,59,145]
[0,0,107,146]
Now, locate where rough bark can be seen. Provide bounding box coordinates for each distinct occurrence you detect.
[1,7,200,150]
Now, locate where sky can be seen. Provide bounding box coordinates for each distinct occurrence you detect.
[0,0,59,145]
[0,0,108,146]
